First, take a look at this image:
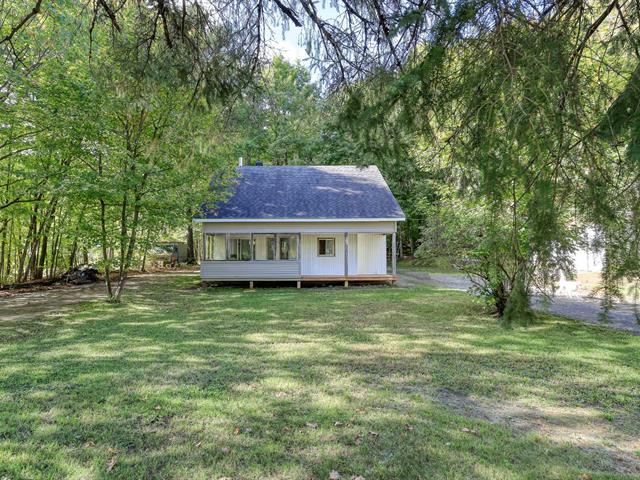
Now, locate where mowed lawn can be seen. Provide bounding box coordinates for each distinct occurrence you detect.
[1,276,639,479]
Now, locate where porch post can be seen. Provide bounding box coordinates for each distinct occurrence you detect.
[344,232,349,287]
[392,230,397,275]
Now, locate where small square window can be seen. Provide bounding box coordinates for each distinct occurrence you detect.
[318,238,335,256]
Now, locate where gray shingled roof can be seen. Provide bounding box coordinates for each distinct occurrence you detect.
[200,165,405,220]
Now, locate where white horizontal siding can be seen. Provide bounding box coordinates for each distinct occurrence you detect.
[203,221,396,234]
[201,261,300,280]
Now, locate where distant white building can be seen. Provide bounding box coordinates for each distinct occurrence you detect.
[573,228,603,273]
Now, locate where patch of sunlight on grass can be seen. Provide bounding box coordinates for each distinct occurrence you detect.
[1,276,639,479]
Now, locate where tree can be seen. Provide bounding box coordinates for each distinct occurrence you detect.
[4,0,640,320]
[0,1,232,301]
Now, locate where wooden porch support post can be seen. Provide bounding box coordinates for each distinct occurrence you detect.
[297,234,301,289]
[344,232,349,287]
[249,281,254,289]
[392,230,397,276]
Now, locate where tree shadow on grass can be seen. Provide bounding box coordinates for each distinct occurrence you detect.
[0,277,639,478]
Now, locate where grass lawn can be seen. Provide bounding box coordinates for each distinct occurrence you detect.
[396,258,463,275]
[1,275,639,479]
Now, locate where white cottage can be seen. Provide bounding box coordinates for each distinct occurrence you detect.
[194,165,405,287]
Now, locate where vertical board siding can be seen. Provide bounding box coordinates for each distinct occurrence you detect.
[300,233,357,276]
[357,233,387,274]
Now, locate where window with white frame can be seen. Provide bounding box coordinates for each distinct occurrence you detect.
[253,234,277,260]
[279,235,298,260]
[204,234,226,260]
[317,238,335,256]
[228,235,251,261]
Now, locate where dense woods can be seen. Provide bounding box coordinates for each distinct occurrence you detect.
[1,1,639,321]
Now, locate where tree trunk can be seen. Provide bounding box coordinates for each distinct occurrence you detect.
[140,229,151,271]
[5,220,12,280]
[49,231,62,278]
[186,223,195,264]
[17,207,38,282]
[99,197,114,300]
[34,233,48,280]
[33,198,57,280]
[141,248,148,272]
[0,221,6,274]
[0,219,7,284]
[68,237,78,269]
[112,193,142,302]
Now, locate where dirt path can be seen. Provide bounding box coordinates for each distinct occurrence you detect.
[0,273,197,325]
[399,268,640,335]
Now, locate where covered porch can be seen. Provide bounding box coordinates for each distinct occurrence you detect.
[200,225,398,287]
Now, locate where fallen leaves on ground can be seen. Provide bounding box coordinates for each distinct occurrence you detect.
[106,456,117,472]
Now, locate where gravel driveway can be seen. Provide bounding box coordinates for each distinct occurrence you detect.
[399,269,640,335]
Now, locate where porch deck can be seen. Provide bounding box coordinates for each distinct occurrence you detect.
[300,274,397,282]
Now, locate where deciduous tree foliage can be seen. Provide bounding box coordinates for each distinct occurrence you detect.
[3,1,640,320]
[0,2,233,300]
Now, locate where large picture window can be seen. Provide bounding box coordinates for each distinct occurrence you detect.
[228,236,251,261]
[205,233,300,261]
[253,234,277,260]
[279,235,298,260]
[317,238,335,256]
[204,234,226,260]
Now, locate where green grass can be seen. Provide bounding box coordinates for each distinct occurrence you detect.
[397,258,463,275]
[1,276,639,479]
